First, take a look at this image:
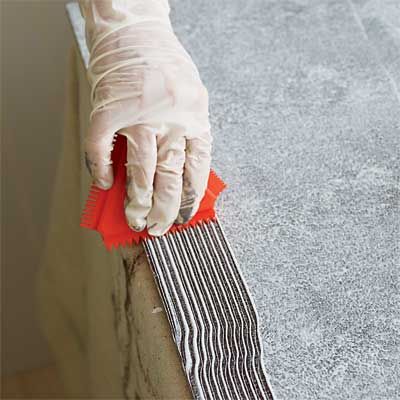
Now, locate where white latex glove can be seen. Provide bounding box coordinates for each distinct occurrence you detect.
[79,0,212,236]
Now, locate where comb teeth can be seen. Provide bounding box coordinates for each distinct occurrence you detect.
[102,218,217,251]
[104,233,141,251]
[80,184,107,229]
[143,219,275,400]
[209,169,227,192]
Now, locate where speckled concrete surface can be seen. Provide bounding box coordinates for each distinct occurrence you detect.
[169,1,399,399]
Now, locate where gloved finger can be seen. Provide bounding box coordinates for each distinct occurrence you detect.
[84,137,115,190]
[122,125,157,232]
[147,132,186,236]
[176,135,212,224]
[84,105,124,189]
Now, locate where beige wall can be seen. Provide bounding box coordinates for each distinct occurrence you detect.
[1,0,72,374]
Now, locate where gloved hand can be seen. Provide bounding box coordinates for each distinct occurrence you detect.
[79,0,212,236]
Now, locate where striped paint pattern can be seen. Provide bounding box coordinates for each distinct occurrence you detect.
[143,219,274,400]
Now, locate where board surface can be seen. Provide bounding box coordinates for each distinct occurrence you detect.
[68,1,400,398]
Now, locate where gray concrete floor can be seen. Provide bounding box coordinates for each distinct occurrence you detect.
[170,0,399,399]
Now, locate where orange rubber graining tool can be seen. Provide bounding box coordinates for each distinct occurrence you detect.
[80,135,226,250]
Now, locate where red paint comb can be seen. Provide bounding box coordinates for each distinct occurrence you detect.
[80,135,226,250]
